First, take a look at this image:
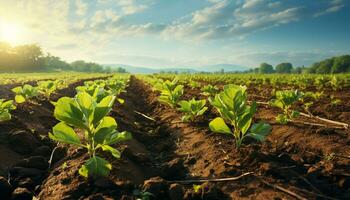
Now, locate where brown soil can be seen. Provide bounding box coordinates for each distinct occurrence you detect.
[30,76,350,200]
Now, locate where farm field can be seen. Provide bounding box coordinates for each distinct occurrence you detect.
[0,73,349,199]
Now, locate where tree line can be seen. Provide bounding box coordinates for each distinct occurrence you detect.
[0,42,126,73]
[247,55,350,74]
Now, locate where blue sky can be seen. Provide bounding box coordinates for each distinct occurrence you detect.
[0,0,349,69]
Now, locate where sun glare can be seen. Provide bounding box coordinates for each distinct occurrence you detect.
[0,22,22,44]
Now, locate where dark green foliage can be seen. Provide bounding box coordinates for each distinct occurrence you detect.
[308,55,350,74]
[259,63,274,74]
[0,42,126,73]
[275,63,293,73]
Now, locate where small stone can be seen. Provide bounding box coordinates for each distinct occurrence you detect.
[32,146,51,157]
[8,130,40,154]
[16,156,48,170]
[11,187,32,200]
[17,177,35,189]
[142,176,167,195]
[10,167,44,179]
[168,183,184,200]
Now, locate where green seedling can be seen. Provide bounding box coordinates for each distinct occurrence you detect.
[270,90,303,124]
[209,84,271,148]
[178,98,207,122]
[49,92,131,178]
[0,99,16,122]
[12,84,39,103]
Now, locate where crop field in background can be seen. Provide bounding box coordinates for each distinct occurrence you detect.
[0,73,349,199]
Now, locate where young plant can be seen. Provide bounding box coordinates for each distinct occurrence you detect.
[329,76,342,91]
[301,91,323,115]
[37,80,57,99]
[49,92,131,178]
[188,80,201,89]
[200,84,219,96]
[178,98,208,122]
[12,84,38,103]
[158,78,184,108]
[330,95,341,107]
[209,84,271,148]
[0,99,16,122]
[270,90,303,124]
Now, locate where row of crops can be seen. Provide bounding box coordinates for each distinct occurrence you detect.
[149,73,350,91]
[1,73,349,199]
[0,72,110,85]
[0,73,110,122]
[141,74,349,148]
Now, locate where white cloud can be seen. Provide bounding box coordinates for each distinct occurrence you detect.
[314,0,344,17]
[162,0,303,40]
[314,5,344,17]
[117,0,148,15]
[76,0,88,16]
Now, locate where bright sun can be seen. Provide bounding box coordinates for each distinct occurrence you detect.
[0,22,22,44]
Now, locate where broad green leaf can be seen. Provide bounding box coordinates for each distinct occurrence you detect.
[1,100,14,108]
[238,102,256,135]
[94,116,117,144]
[15,95,26,103]
[101,145,121,158]
[117,98,124,104]
[78,156,112,178]
[11,87,22,94]
[93,95,115,125]
[209,117,232,135]
[197,107,208,116]
[249,122,272,141]
[0,112,11,121]
[104,131,132,145]
[54,97,87,129]
[76,92,94,120]
[178,100,191,112]
[49,122,81,145]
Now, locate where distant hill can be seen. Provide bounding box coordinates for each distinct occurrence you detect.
[194,64,250,72]
[105,63,249,74]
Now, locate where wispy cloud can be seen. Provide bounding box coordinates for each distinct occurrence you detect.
[116,0,149,15]
[313,0,345,18]
[75,0,87,16]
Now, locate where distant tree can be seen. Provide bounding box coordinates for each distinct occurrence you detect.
[113,67,126,73]
[275,62,293,73]
[253,68,259,73]
[0,43,44,72]
[43,54,71,71]
[331,55,350,73]
[259,63,274,74]
[71,60,86,71]
[104,66,112,73]
[316,58,333,74]
[292,66,306,74]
